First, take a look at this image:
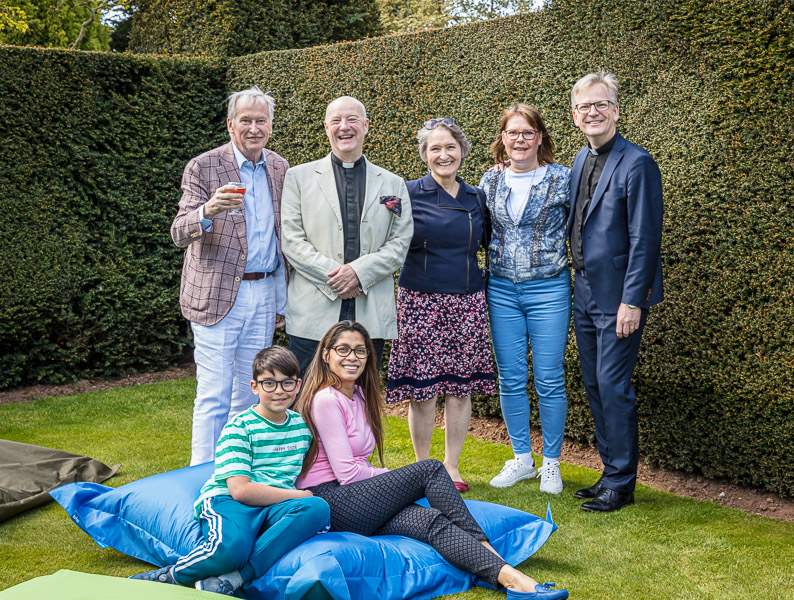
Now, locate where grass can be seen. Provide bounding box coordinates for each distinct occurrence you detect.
[1,378,793,599]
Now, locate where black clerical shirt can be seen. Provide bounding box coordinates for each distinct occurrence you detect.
[570,133,618,270]
[330,153,366,320]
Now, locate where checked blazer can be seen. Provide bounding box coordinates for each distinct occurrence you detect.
[171,142,289,326]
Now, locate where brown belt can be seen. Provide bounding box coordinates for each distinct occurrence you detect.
[242,272,273,281]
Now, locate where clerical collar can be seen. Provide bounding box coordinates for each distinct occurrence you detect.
[331,153,365,169]
[588,133,618,156]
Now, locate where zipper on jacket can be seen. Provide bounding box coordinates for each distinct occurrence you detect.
[423,240,428,273]
[466,212,472,293]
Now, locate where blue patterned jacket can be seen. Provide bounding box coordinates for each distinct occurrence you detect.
[479,163,570,282]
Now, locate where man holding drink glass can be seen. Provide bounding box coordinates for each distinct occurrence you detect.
[171,86,289,466]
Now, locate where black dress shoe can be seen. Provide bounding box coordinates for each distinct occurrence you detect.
[574,476,604,499]
[580,488,634,512]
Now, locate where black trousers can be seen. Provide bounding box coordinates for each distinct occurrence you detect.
[308,459,505,586]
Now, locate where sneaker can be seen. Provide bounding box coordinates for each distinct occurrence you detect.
[538,461,563,494]
[490,458,537,488]
[195,576,236,595]
[130,566,177,585]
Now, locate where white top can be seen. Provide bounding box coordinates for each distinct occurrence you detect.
[505,165,547,223]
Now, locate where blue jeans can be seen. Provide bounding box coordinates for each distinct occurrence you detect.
[487,271,571,459]
[190,277,277,465]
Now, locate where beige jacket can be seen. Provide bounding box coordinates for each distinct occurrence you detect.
[281,154,412,340]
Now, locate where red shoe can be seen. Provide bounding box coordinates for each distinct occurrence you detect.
[453,480,469,492]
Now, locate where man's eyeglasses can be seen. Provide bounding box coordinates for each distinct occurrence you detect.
[574,100,615,114]
[424,117,456,130]
[329,344,369,359]
[504,130,538,141]
[255,378,299,392]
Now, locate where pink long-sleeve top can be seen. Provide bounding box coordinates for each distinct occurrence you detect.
[296,385,390,488]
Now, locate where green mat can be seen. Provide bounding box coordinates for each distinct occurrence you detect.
[0,570,212,598]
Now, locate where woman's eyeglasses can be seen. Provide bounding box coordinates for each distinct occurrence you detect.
[329,344,369,359]
[504,130,538,141]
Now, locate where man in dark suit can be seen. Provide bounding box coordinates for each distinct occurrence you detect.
[568,71,663,512]
[171,86,289,465]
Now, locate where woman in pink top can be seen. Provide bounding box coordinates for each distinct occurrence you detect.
[296,320,568,600]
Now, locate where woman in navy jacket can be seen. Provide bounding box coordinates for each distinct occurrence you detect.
[386,118,495,492]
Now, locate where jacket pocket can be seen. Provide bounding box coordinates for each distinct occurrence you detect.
[613,253,629,270]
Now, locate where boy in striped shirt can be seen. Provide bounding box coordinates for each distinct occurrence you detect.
[132,346,330,595]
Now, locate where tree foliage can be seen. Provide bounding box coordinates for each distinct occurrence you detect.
[0,2,28,34]
[376,0,541,33]
[0,0,130,50]
[127,0,382,57]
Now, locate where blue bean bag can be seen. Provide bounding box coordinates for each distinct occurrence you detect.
[51,464,557,600]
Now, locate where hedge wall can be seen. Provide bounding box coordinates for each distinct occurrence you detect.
[0,0,790,494]
[0,46,229,386]
[230,0,792,495]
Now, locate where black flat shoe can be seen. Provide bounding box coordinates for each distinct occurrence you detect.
[580,488,634,512]
[574,476,604,499]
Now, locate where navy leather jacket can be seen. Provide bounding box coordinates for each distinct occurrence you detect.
[479,163,570,283]
[398,173,489,294]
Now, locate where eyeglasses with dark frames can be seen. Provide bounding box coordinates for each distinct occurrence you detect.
[574,100,615,114]
[423,117,456,130]
[255,378,299,392]
[504,130,538,141]
[329,344,369,359]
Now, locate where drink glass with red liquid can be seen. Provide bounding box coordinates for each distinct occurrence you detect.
[228,182,245,215]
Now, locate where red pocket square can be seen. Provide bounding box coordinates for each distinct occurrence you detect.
[380,195,402,217]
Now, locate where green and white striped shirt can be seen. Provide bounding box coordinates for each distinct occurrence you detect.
[194,407,312,518]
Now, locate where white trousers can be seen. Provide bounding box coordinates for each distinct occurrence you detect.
[189,277,276,465]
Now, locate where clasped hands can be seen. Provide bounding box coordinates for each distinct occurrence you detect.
[327,264,362,300]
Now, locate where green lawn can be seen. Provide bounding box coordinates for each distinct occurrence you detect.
[1,378,792,599]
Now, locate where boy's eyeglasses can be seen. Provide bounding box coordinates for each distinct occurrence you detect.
[256,378,299,392]
[329,344,369,359]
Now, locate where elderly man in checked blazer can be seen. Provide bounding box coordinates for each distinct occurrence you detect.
[171,86,289,466]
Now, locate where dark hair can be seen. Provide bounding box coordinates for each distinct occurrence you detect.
[298,321,384,476]
[251,345,300,380]
[489,103,556,166]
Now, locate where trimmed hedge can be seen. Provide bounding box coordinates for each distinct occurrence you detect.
[128,0,382,58]
[229,1,792,493]
[0,46,229,386]
[0,0,791,494]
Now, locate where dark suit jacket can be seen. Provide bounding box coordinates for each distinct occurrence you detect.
[171,142,289,326]
[568,133,663,313]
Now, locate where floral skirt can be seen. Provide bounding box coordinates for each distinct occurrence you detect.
[386,287,496,403]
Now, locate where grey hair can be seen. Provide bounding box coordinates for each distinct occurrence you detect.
[571,70,619,108]
[416,121,472,165]
[227,86,275,122]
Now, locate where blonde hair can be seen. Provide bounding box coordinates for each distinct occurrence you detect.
[571,70,619,108]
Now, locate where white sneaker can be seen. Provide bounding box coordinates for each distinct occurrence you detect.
[490,458,537,488]
[538,460,563,494]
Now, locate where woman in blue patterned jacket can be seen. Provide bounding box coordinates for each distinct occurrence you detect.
[479,104,571,495]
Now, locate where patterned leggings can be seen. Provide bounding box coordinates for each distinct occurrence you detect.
[308,459,506,586]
